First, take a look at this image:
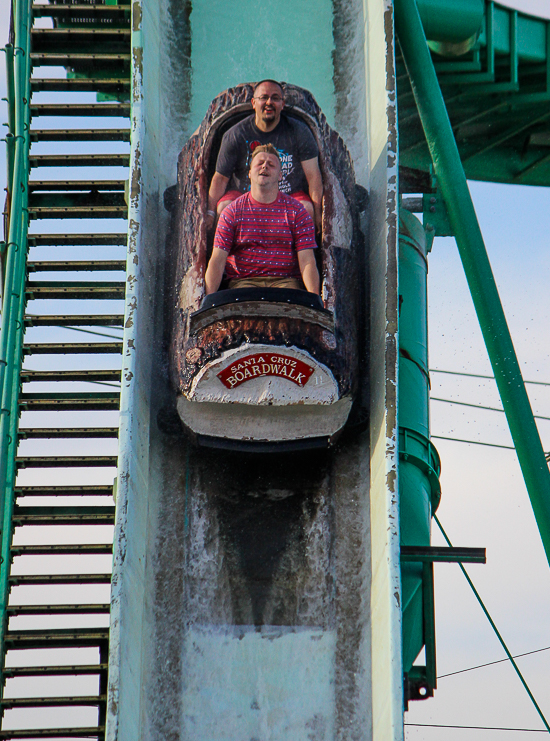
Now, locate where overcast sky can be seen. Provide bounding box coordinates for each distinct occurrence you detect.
[0,0,549,738]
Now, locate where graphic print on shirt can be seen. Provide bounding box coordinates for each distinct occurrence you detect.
[247,139,294,194]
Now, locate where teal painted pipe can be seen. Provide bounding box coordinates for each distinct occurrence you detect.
[0,278,25,683]
[399,209,441,673]
[4,44,15,200]
[416,0,484,43]
[395,0,550,567]
[0,0,31,692]
[0,0,31,528]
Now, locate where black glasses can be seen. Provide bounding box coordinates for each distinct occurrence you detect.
[254,95,283,103]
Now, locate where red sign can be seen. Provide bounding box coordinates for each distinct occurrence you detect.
[217,353,314,389]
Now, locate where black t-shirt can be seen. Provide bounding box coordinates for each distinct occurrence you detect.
[215,114,319,195]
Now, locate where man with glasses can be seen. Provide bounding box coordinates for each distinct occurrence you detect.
[207,80,323,233]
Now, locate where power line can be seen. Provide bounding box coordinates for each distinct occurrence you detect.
[439,646,550,679]
[64,325,124,341]
[405,723,549,733]
[432,434,550,460]
[431,396,550,423]
[435,516,550,733]
[431,434,515,450]
[430,368,550,388]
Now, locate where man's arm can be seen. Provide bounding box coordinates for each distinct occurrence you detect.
[205,248,229,294]
[301,157,323,233]
[206,173,230,229]
[298,249,320,294]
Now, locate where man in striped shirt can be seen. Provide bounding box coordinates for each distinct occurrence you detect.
[205,144,320,295]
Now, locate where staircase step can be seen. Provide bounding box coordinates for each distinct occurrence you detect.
[28,260,126,273]
[28,204,128,219]
[26,282,126,300]
[24,314,124,327]
[14,485,114,498]
[4,664,108,678]
[9,574,112,586]
[4,628,110,648]
[29,193,126,211]
[18,393,120,411]
[11,544,112,556]
[0,728,105,740]
[29,180,126,192]
[1,695,106,709]
[18,427,119,439]
[21,369,121,383]
[29,153,130,167]
[31,102,130,118]
[28,233,127,247]
[13,504,115,515]
[23,342,122,355]
[16,455,118,469]
[31,51,130,68]
[32,3,131,20]
[7,604,109,616]
[31,27,131,50]
[31,78,130,93]
[31,129,130,143]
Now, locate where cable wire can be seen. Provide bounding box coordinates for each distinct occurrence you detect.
[431,434,515,450]
[434,515,550,733]
[430,368,550,388]
[405,723,548,733]
[432,435,550,460]
[438,645,550,679]
[431,396,550,423]
[64,325,124,341]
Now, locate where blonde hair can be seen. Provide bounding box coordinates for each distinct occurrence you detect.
[250,143,281,165]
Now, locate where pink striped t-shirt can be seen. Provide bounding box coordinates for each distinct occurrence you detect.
[213,192,317,280]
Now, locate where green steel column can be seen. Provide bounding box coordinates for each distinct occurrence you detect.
[0,0,31,510]
[4,44,15,208]
[394,0,550,566]
[399,209,441,677]
[0,0,31,691]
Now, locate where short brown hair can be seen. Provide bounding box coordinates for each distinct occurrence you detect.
[250,143,281,165]
[253,79,284,97]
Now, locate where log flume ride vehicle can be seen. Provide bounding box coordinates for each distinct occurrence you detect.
[168,83,365,451]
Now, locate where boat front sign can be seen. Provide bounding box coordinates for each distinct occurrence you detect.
[217,353,315,389]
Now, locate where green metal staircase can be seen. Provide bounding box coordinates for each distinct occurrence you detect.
[1,1,130,737]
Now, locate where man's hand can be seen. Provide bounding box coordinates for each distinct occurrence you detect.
[205,210,216,231]
[298,249,320,294]
[205,248,229,295]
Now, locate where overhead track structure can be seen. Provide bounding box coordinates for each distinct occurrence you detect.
[400,1,550,185]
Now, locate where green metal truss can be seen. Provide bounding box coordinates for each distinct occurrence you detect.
[399,1,550,186]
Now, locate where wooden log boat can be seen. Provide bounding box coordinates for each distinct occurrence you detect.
[168,83,366,451]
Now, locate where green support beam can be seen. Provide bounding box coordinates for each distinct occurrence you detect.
[0,0,30,500]
[395,0,550,567]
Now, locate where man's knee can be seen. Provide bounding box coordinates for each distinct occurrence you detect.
[217,190,241,215]
[291,191,314,219]
[301,200,314,219]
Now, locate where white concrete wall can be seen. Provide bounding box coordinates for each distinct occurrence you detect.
[363,1,404,738]
[107,1,402,738]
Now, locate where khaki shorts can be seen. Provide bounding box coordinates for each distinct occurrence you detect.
[228,276,304,290]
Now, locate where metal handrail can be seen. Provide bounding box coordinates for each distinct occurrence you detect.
[0,0,32,694]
